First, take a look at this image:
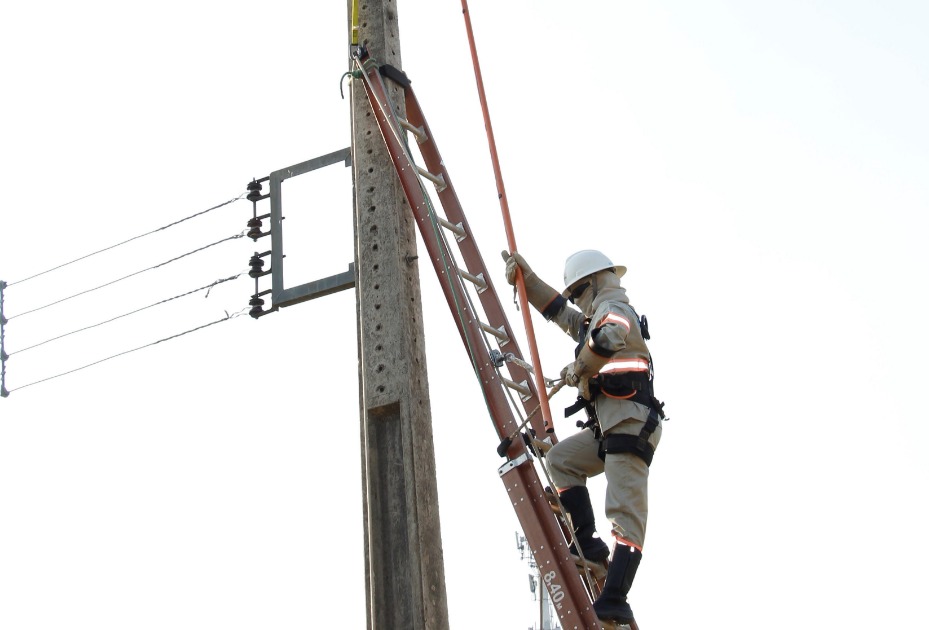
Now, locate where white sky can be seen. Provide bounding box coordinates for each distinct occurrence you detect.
[2,1,927,629]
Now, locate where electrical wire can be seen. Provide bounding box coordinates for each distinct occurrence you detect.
[6,272,246,356]
[5,193,246,287]
[7,231,246,321]
[4,309,249,396]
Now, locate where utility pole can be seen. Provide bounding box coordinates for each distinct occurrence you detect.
[348,1,450,629]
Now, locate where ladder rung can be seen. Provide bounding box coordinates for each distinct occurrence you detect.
[479,321,509,344]
[398,117,428,144]
[573,555,608,581]
[458,268,486,293]
[436,216,466,241]
[531,438,552,454]
[546,491,560,512]
[415,165,447,192]
[502,377,531,401]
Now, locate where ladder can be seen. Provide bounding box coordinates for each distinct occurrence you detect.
[352,47,610,630]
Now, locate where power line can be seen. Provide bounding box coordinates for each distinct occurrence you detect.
[7,231,246,321]
[6,194,246,287]
[7,272,246,357]
[3,309,249,396]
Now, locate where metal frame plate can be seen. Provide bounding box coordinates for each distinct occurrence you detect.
[269,147,354,308]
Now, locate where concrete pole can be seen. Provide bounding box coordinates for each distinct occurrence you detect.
[347,2,450,629]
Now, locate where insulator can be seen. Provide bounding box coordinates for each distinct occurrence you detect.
[247,217,263,240]
[246,180,263,202]
[248,254,265,278]
[249,294,265,318]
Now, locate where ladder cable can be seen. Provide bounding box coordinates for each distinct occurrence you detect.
[6,193,246,287]
[7,231,246,321]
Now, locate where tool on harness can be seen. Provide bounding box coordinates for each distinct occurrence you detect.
[565,396,601,437]
[639,314,650,340]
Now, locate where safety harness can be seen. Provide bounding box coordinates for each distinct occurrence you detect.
[564,314,665,467]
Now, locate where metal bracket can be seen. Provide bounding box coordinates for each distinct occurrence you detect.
[0,279,7,397]
[267,147,354,309]
[498,450,533,477]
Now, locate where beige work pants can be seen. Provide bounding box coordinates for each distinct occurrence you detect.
[547,419,661,550]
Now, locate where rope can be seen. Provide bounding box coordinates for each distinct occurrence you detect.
[3,309,249,396]
[7,231,246,321]
[6,194,246,287]
[7,272,246,356]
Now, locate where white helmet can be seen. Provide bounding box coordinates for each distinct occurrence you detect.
[562,250,626,296]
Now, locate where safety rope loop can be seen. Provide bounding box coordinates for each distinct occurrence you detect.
[7,231,246,322]
[6,194,246,288]
[340,71,363,99]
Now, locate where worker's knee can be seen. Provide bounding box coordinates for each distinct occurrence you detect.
[547,430,604,486]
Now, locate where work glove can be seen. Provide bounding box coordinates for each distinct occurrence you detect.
[561,361,592,400]
[501,250,561,316]
[503,251,531,286]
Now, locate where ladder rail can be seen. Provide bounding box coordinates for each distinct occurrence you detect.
[353,50,603,630]
[403,88,554,442]
[360,55,548,441]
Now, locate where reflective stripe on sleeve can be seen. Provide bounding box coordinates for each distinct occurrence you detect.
[600,358,650,373]
[598,312,631,331]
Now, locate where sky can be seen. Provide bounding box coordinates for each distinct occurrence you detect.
[1,1,928,629]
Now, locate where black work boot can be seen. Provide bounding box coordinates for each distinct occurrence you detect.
[593,543,642,624]
[558,486,610,562]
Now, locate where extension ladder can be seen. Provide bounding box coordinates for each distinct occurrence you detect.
[352,47,612,630]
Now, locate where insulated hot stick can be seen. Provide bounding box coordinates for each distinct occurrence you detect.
[460,0,555,435]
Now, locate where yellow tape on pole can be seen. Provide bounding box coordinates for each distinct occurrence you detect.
[351,0,360,45]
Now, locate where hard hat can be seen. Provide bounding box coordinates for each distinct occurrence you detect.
[562,250,626,296]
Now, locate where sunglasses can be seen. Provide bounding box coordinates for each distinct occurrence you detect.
[567,282,591,304]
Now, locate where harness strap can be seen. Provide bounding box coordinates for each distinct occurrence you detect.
[602,434,654,467]
[601,409,661,467]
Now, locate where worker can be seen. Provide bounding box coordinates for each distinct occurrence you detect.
[503,249,665,626]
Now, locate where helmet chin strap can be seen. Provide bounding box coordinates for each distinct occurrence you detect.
[583,273,600,315]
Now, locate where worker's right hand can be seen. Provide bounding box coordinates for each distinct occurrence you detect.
[501,250,533,286]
